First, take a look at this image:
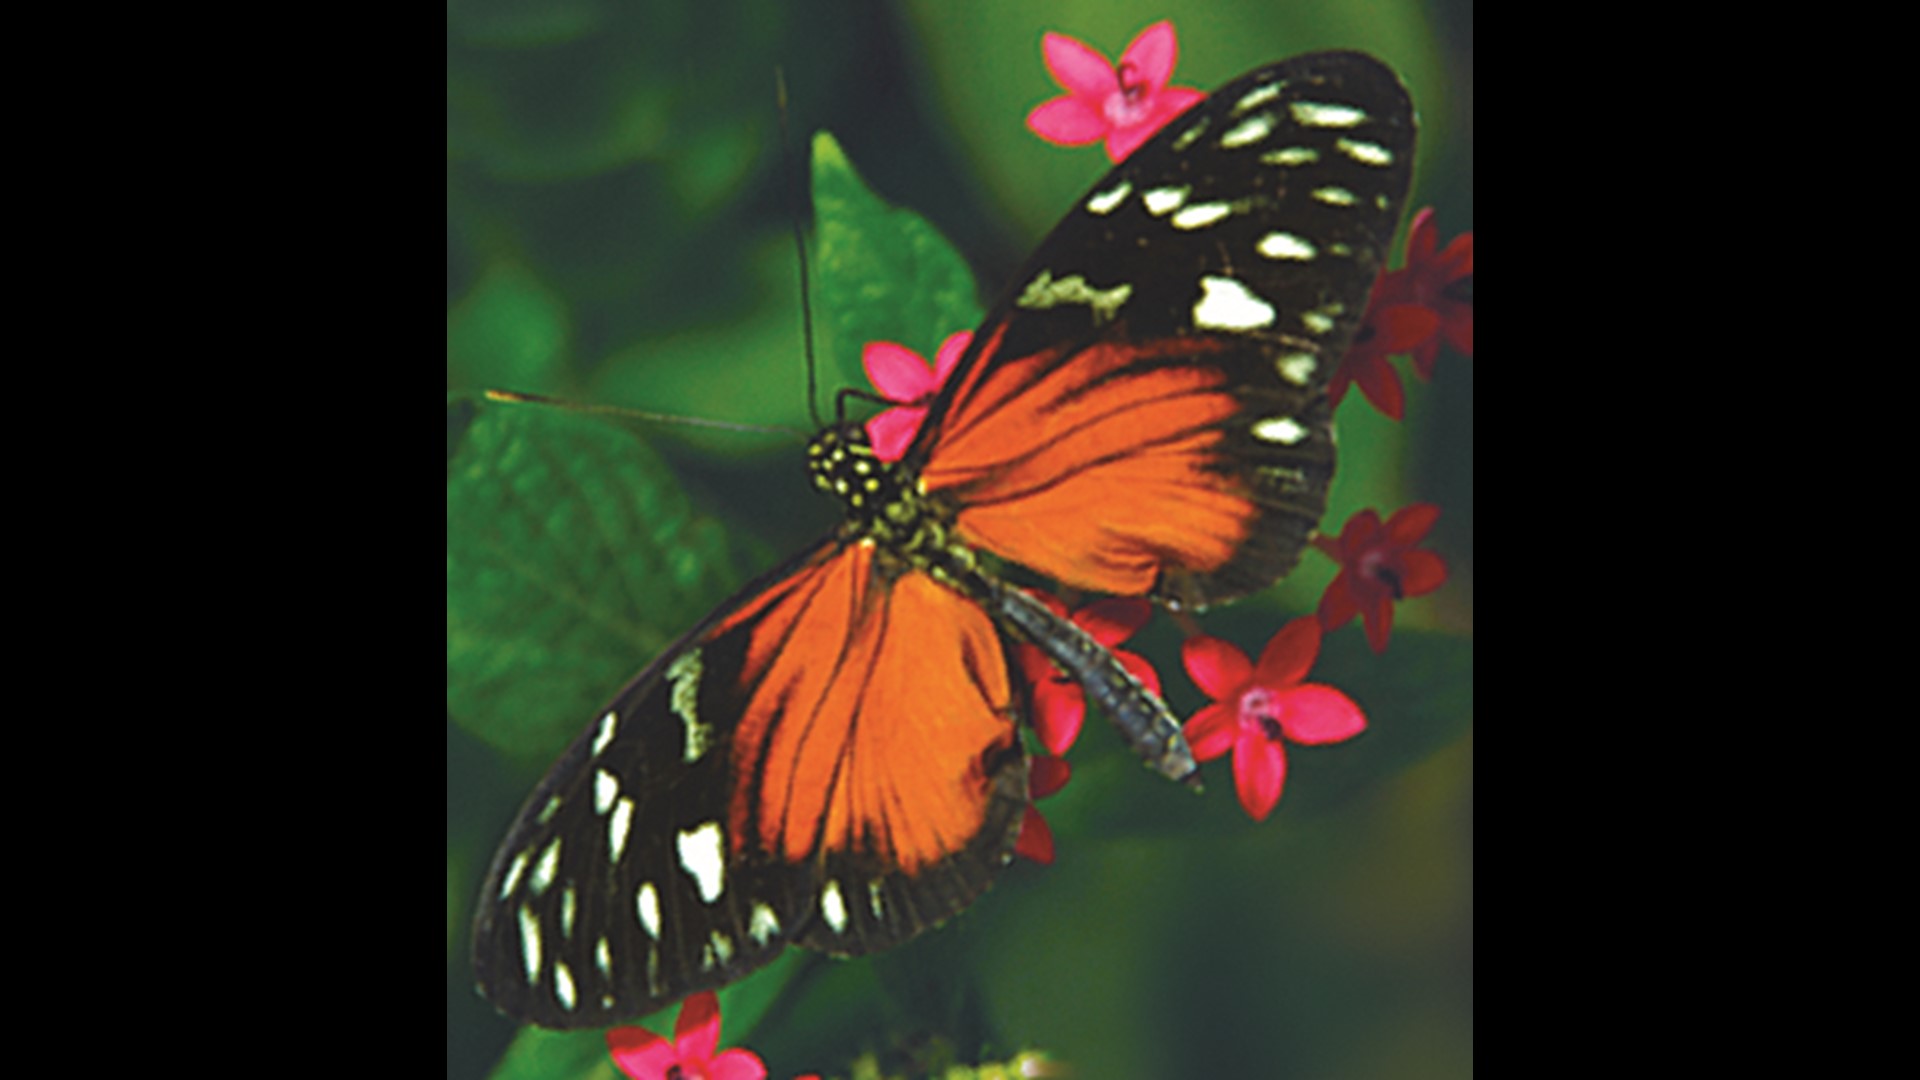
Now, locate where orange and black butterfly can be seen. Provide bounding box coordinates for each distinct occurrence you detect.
[471,51,1415,1028]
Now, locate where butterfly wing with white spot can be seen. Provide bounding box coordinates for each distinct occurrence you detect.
[905,51,1417,610]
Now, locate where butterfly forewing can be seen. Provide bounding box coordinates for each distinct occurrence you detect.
[910,51,1416,609]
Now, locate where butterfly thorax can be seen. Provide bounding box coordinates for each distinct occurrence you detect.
[807,423,979,590]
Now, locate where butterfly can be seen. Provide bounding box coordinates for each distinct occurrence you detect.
[470,50,1415,1029]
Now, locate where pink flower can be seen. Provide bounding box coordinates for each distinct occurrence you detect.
[606,991,766,1080]
[1014,754,1072,865]
[862,331,969,461]
[1181,620,1366,822]
[1314,504,1449,653]
[1014,594,1160,758]
[1025,21,1205,162]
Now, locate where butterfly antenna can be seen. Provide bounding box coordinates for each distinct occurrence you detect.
[482,389,806,438]
[775,66,826,431]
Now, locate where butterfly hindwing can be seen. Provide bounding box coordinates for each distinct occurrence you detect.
[910,51,1416,609]
[472,541,1028,1029]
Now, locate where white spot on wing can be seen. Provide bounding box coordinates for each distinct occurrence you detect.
[1142,186,1190,215]
[1257,232,1317,261]
[498,849,529,899]
[518,904,542,984]
[637,881,662,939]
[1172,116,1210,150]
[554,962,576,1011]
[1336,138,1393,166]
[667,651,710,763]
[592,711,617,757]
[595,936,613,978]
[531,838,561,895]
[1276,353,1317,386]
[677,822,727,903]
[594,769,618,814]
[1171,202,1233,230]
[1193,276,1276,331]
[869,879,887,919]
[749,902,781,945]
[821,880,849,934]
[1313,186,1358,207]
[1086,180,1131,215]
[1018,271,1132,323]
[1252,416,1310,445]
[1219,113,1275,148]
[710,930,734,966]
[1261,146,1319,166]
[1291,100,1368,128]
[1233,81,1284,114]
[560,885,576,939]
[607,797,634,863]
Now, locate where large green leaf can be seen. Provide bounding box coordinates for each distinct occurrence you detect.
[447,398,745,759]
[810,130,983,394]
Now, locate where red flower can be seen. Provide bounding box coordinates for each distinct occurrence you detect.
[1014,754,1072,865]
[1397,208,1474,379]
[606,991,767,1080]
[862,331,969,461]
[1329,271,1440,419]
[1026,21,1205,162]
[1314,504,1448,653]
[1181,619,1366,822]
[1014,594,1160,758]
[1329,208,1473,417]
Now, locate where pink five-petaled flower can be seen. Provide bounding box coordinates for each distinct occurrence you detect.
[1026,21,1205,162]
[1181,619,1366,823]
[1314,504,1448,654]
[1014,594,1161,758]
[862,331,969,462]
[1014,753,1072,865]
[1397,207,1474,379]
[606,991,766,1080]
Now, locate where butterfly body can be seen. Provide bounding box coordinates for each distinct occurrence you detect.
[472,50,1416,1029]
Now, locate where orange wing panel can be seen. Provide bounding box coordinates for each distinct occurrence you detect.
[921,330,1257,596]
[720,543,1015,874]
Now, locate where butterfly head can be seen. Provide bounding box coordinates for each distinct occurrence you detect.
[807,423,912,521]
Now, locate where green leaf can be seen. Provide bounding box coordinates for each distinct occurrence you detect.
[447,398,745,759]
[486,1026,614,1080]
[810,130,982,392]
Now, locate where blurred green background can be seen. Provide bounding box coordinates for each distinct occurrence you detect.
[449,1,1472,1077]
